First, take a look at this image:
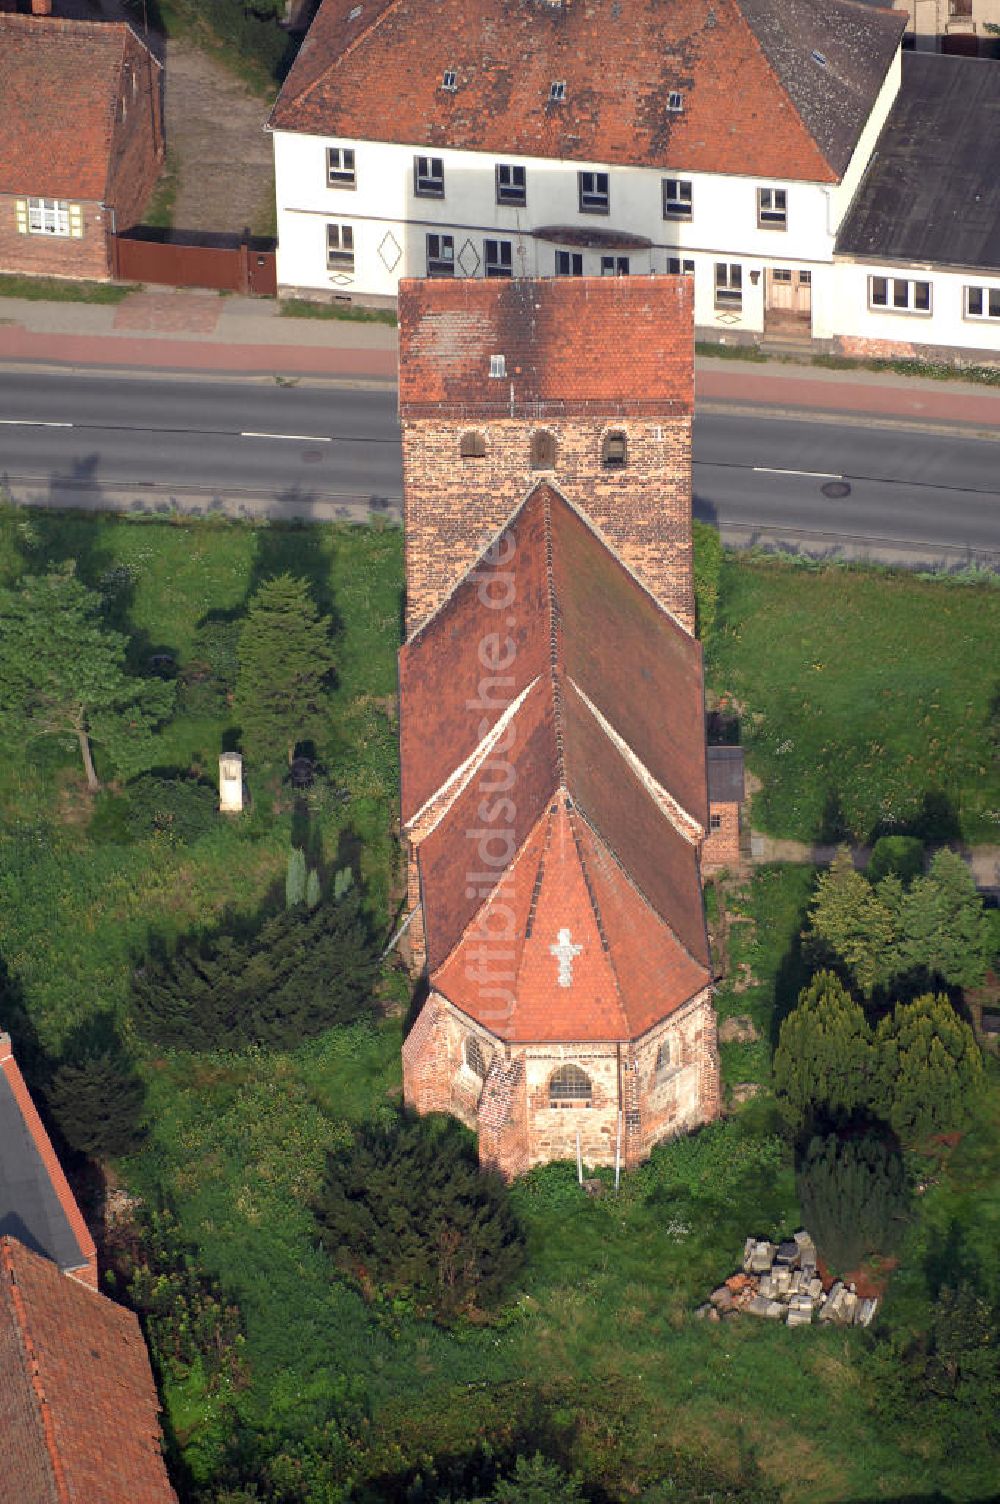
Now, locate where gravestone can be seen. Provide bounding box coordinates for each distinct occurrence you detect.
[219,752,244,813]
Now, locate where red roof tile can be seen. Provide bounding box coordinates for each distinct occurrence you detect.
[0,16,158,199]
[398,276,693,418]
[0,1237,177,1504]
[272,0,904,182]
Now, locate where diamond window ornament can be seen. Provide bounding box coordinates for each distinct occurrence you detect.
[378,231,401,271]
[457,238,481,277]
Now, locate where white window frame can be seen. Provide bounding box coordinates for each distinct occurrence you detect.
[496,162,526,206]
[600,255,629,276]
[426,232,454,277]
[663,178,692,220]
[868,276,931,315]
[757,186,787,229]
[715,262,743,310]
[667,256,694,276]
[484,238,513,278]
[27,198,71,236]
[578,170,610,215]
[414,155,445,198]
[965,285,1000,321]
[326,147,356,189]
[326,222,355,271]
[556,250,583,276]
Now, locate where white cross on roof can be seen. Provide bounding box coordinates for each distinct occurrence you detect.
[549,927,582,987]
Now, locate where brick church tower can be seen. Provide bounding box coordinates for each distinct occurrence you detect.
[398,277,721,1177]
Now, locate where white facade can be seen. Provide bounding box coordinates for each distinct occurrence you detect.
[821,259,1000,354]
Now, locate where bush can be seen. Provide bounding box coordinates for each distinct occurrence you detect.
[313,1112,526,1320]
[773,971,876,1131]
[875,993,984,1142]
[692,520,722,645]
[125,774,218,843]
[795,1129,908,1274]
[867,835,925,886]
[45,1048,146,1159]
[132,889,379,1052]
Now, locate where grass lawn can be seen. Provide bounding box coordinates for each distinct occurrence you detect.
[1,511,997,1501]
[706,555,1000,844]
[0,273,138,304]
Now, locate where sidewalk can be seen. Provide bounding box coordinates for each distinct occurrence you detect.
[748,834,1000,892]
[1,286,1000,427]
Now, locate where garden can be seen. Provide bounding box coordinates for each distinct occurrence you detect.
[0,503,997,1503]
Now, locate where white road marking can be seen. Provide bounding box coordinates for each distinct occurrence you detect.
[240,430,332,443]
[752,465,842,480]
[0,419,73,428]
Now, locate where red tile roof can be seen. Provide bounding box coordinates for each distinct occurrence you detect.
[402,484,711,1042]
[0,1237,177,1504]
[398,277,693,418]
[272,0,904,182]
[0,16,159,199]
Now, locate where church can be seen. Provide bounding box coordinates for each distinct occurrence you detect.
[398,275,723,1177]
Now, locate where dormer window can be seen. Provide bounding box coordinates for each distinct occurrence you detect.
[602,430,627,468]
[441,69,457,91]
[490,354,506,378]
[811,48,828,66]
[668,91,683,112]
[549,80,566,102]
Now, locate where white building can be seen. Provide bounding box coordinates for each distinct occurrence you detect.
[268,0,999,360]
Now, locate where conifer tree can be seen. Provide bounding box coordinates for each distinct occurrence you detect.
[305,868,321,910]
[773,970,876,1131]
[898,849,992,990]
[806,847,901,996]
[875,993,983,1141]
[796,1130,908,1273]
[285,847,307,908]
[234,574,336,766]
[45,1049,146,1159]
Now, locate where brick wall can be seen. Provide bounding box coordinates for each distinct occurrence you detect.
[702,800,741,872]
[105,35,163,232]
[401,415,694,635]
[0,194,108,279]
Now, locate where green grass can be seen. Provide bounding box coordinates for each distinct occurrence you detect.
[143,149,181,231]
[279,297,398,325]
[707,553,1000,843]
[0,273,139,304]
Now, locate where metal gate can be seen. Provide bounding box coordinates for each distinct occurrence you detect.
[112,228,276,296]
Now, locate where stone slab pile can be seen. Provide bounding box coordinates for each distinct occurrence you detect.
[694,1230,878,1329]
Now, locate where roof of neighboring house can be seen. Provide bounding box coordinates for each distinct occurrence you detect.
[270,0,904,183]
[402,484,712,1043]
[0,1034,96,1289]
[707,745,746,804]
[0,15,159,200]
[835,52,1000,273]
[397,275,693,419]
[0,1237,177,1504]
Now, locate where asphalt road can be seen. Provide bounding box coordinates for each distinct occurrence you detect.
[0,367,997,563]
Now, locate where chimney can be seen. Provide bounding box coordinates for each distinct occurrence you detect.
[31,0,54,14]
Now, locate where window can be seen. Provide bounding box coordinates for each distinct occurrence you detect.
[426,232,454,276]
[489,354,507,378]
[965,285,1000,320]
[667,256,694,276]
[549,80,566,102]
[869,276,931,314]
[654,1039,681,1081]
[811,48,828,66]
[710,812,722,831]
[771,267,792,283]
[601,430,627,468]
[460,430,486,458]
[414,155,444,197]
[484,238,513,277]
[949,0,973,15]
[27,198,70,236]
[326,223,354,270]
[715,262,742,310]
[464,1035,488,1077]
[601,255,629,276]
[799,270,812,285]
[663,177,692,220]
[556,250,583,276]
[530,430,557,469]
[579,170,610,214]
[496,163,526,206]
[326,147,356,188]
[667,91,683,112]
[758,187,787,229]
[441,69,457,91]
[549,1063,592,1108]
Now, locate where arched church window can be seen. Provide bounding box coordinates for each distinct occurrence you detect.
[601,429,628,469]
[549,1063,592,1109]
[460,430,486,459]
[465,1035,488,1079]
[530,429,557,470]
[655,1038,680,1081]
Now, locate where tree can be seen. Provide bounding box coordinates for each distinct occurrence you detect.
[488,1455,586,1504]
[875,993,983,1142]
[773,970,876,1131]
[313,1113,526,1320]
[806,848,901,996]
[285,847,307,908]
[45,1049,146,1158]
[795,1130,908,1274]
[867,835,925,887]
[234,575,335,766]
[898,849,992,990]
[0,569,174,790]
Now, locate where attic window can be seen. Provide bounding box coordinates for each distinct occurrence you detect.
[668,91,684,112]
[811,49,828,66]
[602,430,628,469]
[549,80,566,102]
[489,354,507,379]
[348,4,362,17]
[441,69,457,91]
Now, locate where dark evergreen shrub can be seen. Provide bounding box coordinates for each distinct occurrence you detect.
[795,1129,909,1273]
[45,1049,146,1158]
[313,1112,526,1320]
[132,889,378,1051]
[125,774,218,842]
